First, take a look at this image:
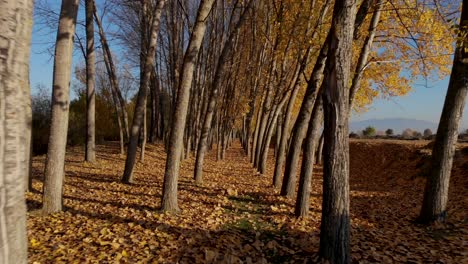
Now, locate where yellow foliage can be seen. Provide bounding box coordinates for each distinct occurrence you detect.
[352,0,457,111]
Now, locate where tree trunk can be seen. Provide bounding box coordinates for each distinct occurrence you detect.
[319,0,357,262]
[280,0,370,200]
[216,120,222,161]
[316,131,324,164]
[85,0,96,163]
[162,0,215,212]
[273,79,301,188]
[140,105,147,162]
[122,0,166,184]
[251,94,263,163]
[24,51,33,193]
[100,39,125,154]
[275,115,282,158]
[272,0,329,188]
[0,0,33,261]
[94,4,129,141]
[418,1,468,224]
[280,35,330,197]
[348,0,383,108]
[259,95,288,174]
[295,98,323,218]
[254,62,276,168]
[193,0,253,184]
[42,0,80,214]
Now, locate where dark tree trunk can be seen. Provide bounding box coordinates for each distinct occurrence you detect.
[140,105,147,162]
[280,36,329,197]
[273,0,330,188]
[319,0,357,262]
[251,94,264,163]
[295,98,323,218]
[254,61,276,168]
[275,113,282,158]
[259,95,288,174]
[273,79,301,188]
[418,1,468,224]
[24,58,33,192]
[85,0,96,163]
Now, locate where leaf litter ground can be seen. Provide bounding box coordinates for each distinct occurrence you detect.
[27,140,467,263]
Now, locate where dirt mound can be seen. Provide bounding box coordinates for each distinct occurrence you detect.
[349,141,426,186]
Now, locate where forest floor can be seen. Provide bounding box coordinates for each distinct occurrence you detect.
[27,140,467,263]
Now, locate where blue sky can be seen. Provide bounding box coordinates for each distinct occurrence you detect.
[29,1,468,132]
[352,77,468,130]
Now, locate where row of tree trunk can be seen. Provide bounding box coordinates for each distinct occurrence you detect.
[0,0,466,262]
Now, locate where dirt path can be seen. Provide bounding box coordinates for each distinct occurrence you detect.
[26,141,467,263]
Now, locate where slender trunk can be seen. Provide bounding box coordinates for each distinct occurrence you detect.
[245,46,267,156]
[24,60,33,192]
[259,96,288,174]
[275,115,282,158]
[270,0,329,188]
[150,71,159,143]
[122,0,166,184]
[251,94,263,163]
[162,0,215,212]
[0,0,33,261]
[221,127,227,160]
[348,0,383,108]
[280,35,330,197]
[273,82,300,187]
[316,131,324,164]
[117,112,124,154]
[418,1,468,224]
[140,105,147,162]
[85,0,96,163]
[27,131,33,191]
[254,61,276,168]
[186,132,192,159]
[280,0,368,200]
[100,40,124,154]
[140,2,149,160]
[295,98,323,218]
[216,119,222,161]
[319,0,357,262]
[42,0,80,214]
[94,5,129,140]
[193,0,253,184]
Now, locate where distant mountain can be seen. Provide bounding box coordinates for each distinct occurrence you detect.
[350,118,438,134]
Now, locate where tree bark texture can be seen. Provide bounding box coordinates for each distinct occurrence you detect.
[85,0,96,163]
[162,0,215,212]
[295,98,323,218]
[0,0,34,262]
[42,0,80,214]
[280,35,330,198]
[259,95,288,174]
[319,0,357,262]
[418,0,468,224]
